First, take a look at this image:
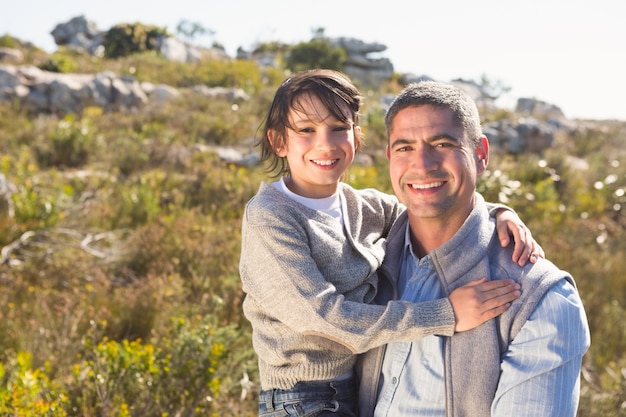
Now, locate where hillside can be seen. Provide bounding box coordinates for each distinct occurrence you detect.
[0,31,625,416]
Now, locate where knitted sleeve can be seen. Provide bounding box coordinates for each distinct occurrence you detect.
[240,188,455,355]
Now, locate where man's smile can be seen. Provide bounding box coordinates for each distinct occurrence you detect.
[409,181,445,190]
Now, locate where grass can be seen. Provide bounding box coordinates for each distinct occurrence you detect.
[0,37,625,416]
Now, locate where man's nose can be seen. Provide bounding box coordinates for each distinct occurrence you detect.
[411,147,439,172]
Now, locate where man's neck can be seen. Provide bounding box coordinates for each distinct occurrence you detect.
[408,202,475,258]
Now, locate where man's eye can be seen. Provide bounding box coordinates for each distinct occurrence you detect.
[435,142,454,148]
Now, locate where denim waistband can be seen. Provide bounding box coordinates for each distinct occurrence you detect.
[260,374,357,403]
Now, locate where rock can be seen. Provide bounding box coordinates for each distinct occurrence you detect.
[328,37,394,86]
[516,97,565,120]
[156,37,207,63]
[0,48,23,64]
[50,15,105,56]
[148,84,181,105]
[192,85,250,102]
[484,117,556,154]
[0,65,148,114]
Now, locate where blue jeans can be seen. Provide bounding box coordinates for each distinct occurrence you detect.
[258,375,358,417]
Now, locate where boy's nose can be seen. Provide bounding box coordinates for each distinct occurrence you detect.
[315,131,337,150]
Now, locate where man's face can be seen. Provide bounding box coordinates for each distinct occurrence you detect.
[386,105,488,226]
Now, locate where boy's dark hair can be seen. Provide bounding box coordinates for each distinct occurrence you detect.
[257,69,363,177]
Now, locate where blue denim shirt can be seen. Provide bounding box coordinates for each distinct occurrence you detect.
[374,225,590,417]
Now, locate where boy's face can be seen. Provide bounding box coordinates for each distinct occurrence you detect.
[270,94,360,198]
[386,105,488,227]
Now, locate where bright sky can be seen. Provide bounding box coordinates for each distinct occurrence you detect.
[2,0,624,120]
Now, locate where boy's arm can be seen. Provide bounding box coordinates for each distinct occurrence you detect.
[487,203,545,266]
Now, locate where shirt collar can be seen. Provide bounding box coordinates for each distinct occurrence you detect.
[399,223,432,294]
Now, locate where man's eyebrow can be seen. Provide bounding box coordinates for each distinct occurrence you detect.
[389,138,414,148]
[429,133,461,143]
[389,134,460,148]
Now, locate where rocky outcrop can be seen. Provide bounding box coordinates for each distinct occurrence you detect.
[483,98,575,154]
[50,15,227,63]
[482,118,554,154]
[5,15,579,155]
[51,15,106,56]
[0,65,148,114]
[0,65,248,115]
[328,37,394,86]
[516,97,565,120]
[0,48,24,64]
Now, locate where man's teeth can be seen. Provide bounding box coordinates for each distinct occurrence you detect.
[410,181,444,190]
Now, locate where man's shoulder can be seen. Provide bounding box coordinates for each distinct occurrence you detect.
[487,236,570,283]
[508,269,590,356]
[495,255,585,345]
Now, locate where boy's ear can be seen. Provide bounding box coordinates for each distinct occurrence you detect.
[268,130,286,157]
[354,126,362,151]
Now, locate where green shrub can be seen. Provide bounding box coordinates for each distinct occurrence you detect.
[286,39,346,72]
[38,51,78,74]
[68,316,238,417]
[0,34,20,48]
[103,23,169,59]
[33,115,94,169]
[0,352,67,417]
[0,32,624,417]
[1,152,65,237]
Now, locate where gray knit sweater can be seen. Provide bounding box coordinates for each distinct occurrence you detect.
[240,182,456,390]
[356,194,582,417]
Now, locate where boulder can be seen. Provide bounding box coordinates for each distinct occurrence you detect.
[0,65,148,114]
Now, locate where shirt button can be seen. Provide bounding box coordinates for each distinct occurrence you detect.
[392,377,398,385]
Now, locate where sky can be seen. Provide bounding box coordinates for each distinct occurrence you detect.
[2,0,624,121]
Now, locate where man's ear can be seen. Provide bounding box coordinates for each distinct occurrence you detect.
[268,130,286,157]
[476,136,489,174]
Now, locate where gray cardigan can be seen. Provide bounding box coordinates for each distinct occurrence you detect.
[240,182,456,390]
[356,193,578,417]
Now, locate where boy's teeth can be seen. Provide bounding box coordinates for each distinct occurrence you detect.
[314,160,335,166]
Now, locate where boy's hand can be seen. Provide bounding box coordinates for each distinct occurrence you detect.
[494,209,545,266]
[450,278,521,332]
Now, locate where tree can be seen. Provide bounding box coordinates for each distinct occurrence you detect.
[285,39,347,72]
[479,73,511,100]
[175,20,215,45]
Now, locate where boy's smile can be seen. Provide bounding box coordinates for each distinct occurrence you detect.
[272,94,360,198]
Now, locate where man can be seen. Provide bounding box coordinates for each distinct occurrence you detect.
[357,81,590,417]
